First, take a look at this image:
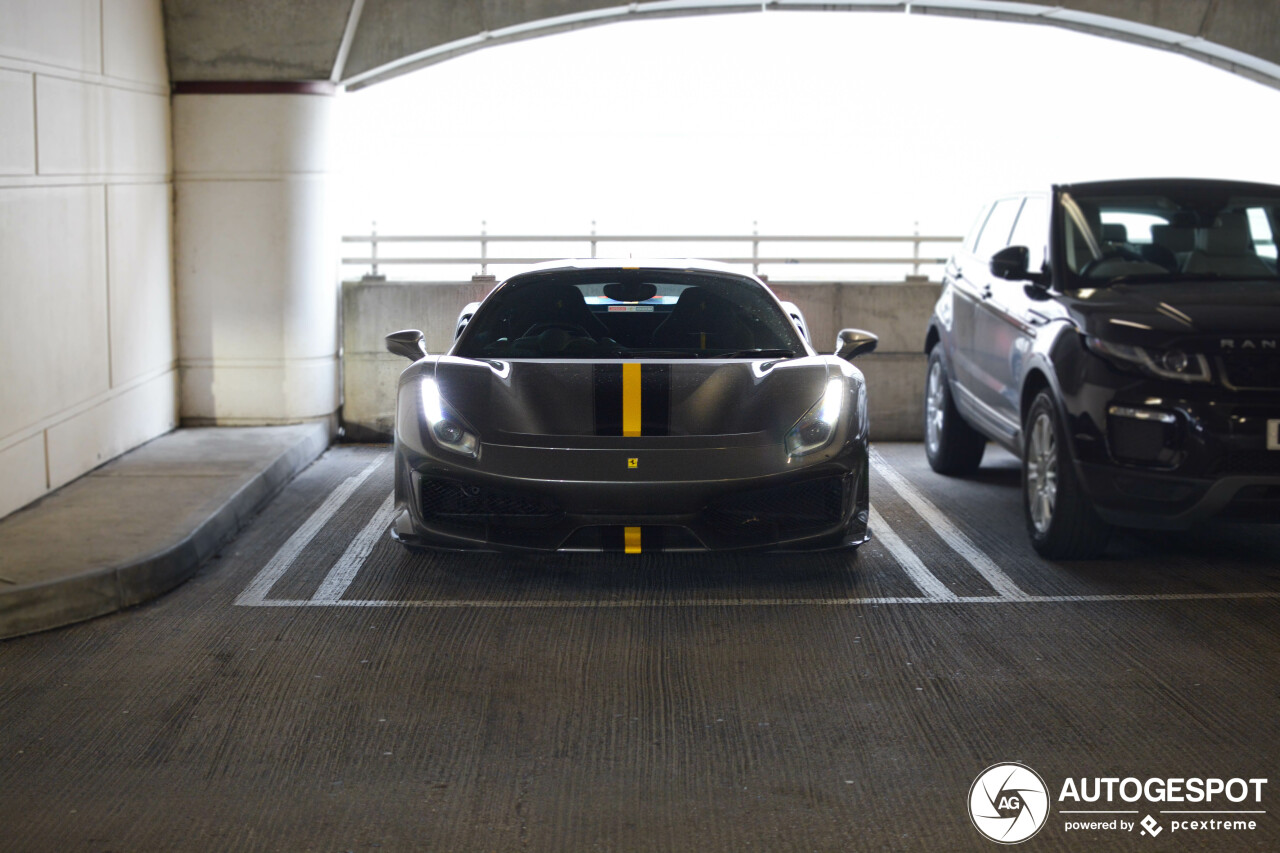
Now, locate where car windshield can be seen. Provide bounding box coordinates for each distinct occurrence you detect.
[1060,184,1280,286]
[452,268,807,359]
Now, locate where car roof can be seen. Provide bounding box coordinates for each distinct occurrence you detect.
[1056,177,1280,196]
[505,258,760,280]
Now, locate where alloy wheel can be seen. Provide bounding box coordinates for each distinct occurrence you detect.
[1026,411,1058,534]
[925,360,946,457]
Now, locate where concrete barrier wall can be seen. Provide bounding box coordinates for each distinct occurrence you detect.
[341,279,939,442]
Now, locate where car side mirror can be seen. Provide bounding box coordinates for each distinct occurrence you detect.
[992,245,1050,289]
[835,328,878,361]
[386,329,426,361]
[990,245,1030,281]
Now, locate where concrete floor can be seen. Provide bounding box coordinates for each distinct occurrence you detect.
[1,443,1277,851]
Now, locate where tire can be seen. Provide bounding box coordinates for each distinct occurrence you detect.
[923,348,986,475]
[1022,390,1111,559]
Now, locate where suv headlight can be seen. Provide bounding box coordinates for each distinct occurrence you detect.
[786,377,844,458]
[1084,337,1211,383]
[421,377,480,457]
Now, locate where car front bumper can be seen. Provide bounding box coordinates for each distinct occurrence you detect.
[390,437,870,553]
[1065,369,1280,529]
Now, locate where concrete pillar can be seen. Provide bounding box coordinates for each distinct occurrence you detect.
[172,83,338,425]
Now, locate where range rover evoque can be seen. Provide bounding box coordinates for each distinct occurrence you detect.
[924,178,1280,558]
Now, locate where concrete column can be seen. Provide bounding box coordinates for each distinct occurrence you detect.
[172,84,338,425]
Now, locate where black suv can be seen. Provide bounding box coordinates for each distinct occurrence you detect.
[924,178,1280,558]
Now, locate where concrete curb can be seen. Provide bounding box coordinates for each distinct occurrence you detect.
[0,424,329,639]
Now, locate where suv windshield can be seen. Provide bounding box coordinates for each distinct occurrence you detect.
[1060,184,1280,285]
[452,268,807,360]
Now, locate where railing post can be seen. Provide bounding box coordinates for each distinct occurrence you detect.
[590,220,597,259]
[752,220,760,276]
[912,220,921,278]
[362,220,383,281]
[480,220,488,276]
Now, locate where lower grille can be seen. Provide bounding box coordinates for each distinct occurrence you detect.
[1221,451,1280,476]
[704,476,845,537]
[1219,353,1280,390]
[1221,484,1280,520]
[420,478,562,526]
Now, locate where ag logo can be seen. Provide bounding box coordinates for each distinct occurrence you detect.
[968,763,1050,844]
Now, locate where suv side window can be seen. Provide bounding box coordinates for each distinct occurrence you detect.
[1008,196,1049,271]
[973,198,1022,260]
[1246,207,1276,259]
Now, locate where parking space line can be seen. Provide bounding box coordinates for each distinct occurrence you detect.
[310,492,397,603]
[869,447,1029,600]
[235,456,385,606]
[868,506,958,601]
[240,591,1280,608]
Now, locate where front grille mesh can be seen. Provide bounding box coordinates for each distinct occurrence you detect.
[704,477,844,536]
[1221,451,1280,476]
[420,478,561,524]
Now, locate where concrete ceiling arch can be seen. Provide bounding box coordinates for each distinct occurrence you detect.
[162,0,1280,92]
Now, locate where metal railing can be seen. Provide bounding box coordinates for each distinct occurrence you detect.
[341,223,963,280]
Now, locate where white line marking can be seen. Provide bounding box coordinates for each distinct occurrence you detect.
[235,455,386,605]
[310,492,397,603]
[868,506,957,601]
[238,591,1280,608]
[869,447,1028,600]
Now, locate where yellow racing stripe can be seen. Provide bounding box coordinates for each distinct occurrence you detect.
[624,526,642,554]
[622,362,642,437]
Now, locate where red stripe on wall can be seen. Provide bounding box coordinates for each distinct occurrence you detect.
[171,81,337,96]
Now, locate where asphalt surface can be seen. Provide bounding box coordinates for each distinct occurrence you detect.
[1,442,1277,852]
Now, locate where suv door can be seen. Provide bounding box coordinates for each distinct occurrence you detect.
[956,196,1024,438]
[972,195,1052,431]
[951,198,1022,406]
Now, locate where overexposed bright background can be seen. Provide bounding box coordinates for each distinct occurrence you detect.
[335,9,1280,276]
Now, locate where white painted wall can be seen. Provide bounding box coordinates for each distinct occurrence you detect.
[173,93,339,424]
[0,0,176,519]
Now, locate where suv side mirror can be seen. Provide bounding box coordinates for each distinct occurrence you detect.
[386,329,426,361]
[991,245,1050,290]
[835,328,878,361]
[990,245,1030,280]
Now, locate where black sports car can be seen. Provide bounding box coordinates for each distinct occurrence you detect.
[384,259,879,553]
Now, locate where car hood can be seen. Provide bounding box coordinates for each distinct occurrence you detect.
[1061,279,1280,339]
[430,356,839,442]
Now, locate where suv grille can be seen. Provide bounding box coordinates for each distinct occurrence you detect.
[1219,353,1280,390]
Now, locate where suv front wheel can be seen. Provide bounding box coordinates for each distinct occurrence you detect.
[1023,390,1110,559]
[924,348,986,474]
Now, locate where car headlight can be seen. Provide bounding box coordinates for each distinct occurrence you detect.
[421,377,479,457]
[786,377,844,459]
[1084,336,1211,383]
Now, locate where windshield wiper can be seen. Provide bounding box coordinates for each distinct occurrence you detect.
[1107,271,1280,285]
[1103,272,1185,285]
[716,348,798,359]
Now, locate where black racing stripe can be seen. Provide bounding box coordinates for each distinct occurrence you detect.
[601,526,626,552]
[640,363,671,436]
[593,363,623,436]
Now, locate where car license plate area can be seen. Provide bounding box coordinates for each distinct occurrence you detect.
[1269,419,1280,451]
